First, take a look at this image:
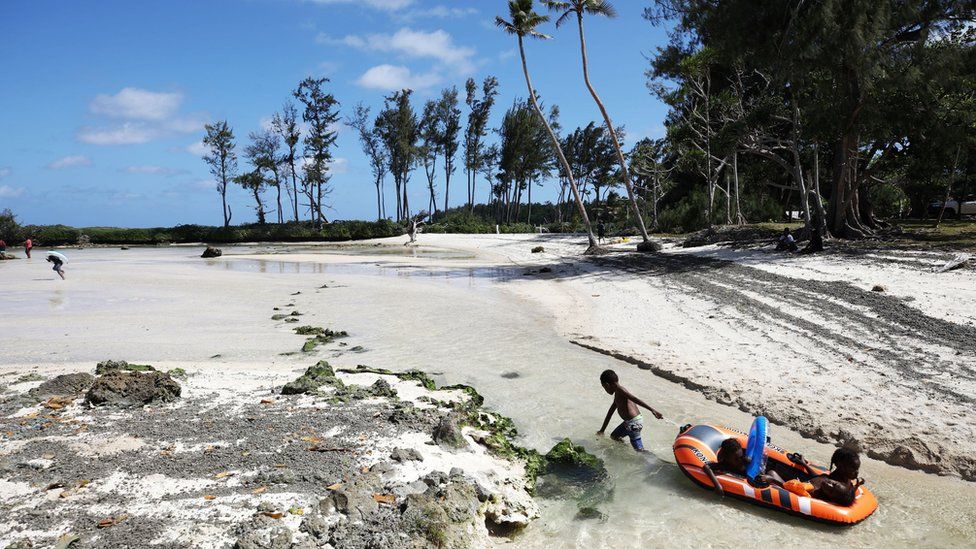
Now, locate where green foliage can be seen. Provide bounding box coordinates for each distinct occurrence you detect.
[870,183,909,219]
[0,209,22,242]
[95,360,155,375]
[544,438,604,470]
[12,220,403,246]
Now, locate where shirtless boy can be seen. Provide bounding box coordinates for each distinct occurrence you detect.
[596,369,664,451]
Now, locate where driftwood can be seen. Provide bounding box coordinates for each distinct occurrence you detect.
[405,211,430,246]
[936,254,971,274]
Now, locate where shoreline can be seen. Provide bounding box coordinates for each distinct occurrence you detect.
[371,233,976,482]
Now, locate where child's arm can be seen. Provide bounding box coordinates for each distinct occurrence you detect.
[619,387,664,419]
[704,464,724,497]
[597,403,616,435]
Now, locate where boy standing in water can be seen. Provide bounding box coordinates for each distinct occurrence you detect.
[597,369,664,451]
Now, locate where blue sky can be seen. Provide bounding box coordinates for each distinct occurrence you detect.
[0,0,670,227]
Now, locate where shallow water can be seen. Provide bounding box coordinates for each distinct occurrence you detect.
[204,248,976,548]
[4,246,974,547]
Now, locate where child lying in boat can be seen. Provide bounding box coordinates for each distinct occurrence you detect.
[789,447,865,506]
[703,438,785,496]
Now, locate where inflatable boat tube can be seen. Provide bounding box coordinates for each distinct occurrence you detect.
[673,424,878,525]
[745,416,768,480]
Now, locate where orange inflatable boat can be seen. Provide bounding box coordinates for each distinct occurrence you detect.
[673,424,878,525]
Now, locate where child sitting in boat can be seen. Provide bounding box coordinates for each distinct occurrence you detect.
[703,438,785,496]
[793,447,865,506]
[596,369,664,452]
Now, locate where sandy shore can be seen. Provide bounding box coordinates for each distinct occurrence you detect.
[394,233,976,481]
[2,235,975,547]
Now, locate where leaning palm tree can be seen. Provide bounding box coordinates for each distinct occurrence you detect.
[497,0,600,252]
[547,0,658,252]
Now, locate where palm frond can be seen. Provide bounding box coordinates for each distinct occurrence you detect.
[554,9,574,28]
[495,16,516,35]
[585,0,617,18]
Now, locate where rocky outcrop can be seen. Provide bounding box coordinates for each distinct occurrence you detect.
[280,361,342,395]
[433,414,467,449]
[0,252,18,260]
[84,370,181,407]
[201,246,222,258]
[95,360,155,375]
[27,373,95,401]
[536,438,613,513]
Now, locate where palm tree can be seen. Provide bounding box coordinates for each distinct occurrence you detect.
[547,0,658,251]
[496,0,600,252]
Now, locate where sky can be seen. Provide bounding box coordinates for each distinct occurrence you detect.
[0,0,671,228]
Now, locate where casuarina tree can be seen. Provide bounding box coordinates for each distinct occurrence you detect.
[270,102,302,222]
[496,0,599,251]
[294,77,340,227]
[202,120,237,228]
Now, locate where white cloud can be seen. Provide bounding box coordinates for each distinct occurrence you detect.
[48,155,92,169]
[0,185,24,198]
[0,167,10,179]
[306,0,414,10]
[328,157,348,174]
[89,87,183,121]
[398,6,478,21]
[318,28,475,73]
[186,141,209,156]
[123,165,187,176]
[356,64,442,91]
[77,123,160,145]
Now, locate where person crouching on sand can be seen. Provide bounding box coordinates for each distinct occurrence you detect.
[46,252,66,280]
[596,369,664,452]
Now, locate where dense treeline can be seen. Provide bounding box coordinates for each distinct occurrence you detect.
[644,0,976,243]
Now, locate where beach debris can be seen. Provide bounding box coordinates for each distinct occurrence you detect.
[96,514,127,528]
[372,494,395,505]
[636,239,663,252]
[43,395,74,410]
[252,486,268,494]
[501,372,521,379]
[27,373,94,402]
[871,285,887,292]
[203,495,217,501]
[53,534,80,549]
[390,447,424,462]
[433,414,466,448]
[4,539,31,549]
[0,252,19,260]
[201,246,222,258]
[936,253,971,273]
[280,361,342,395]
[288,506,304,516]
[531,246,544,253]
[84,370,181,407]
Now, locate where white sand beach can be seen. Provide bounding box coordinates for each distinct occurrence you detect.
[2,236,975,547]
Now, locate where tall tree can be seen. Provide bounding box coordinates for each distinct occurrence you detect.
[547,0,655,249]
[496,0,599,251]
[202,120,237,228]
[375,89,419,221]
[233,170,267,225]
[436,87,462,214]
[270,102,302,222]
[294,77,340,227]
[347,103,389,220]
[419,99,443,217]
[463,76,500,211]
[245,130,284,223]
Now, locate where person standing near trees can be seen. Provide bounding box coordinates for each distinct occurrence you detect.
[24,236,32,258]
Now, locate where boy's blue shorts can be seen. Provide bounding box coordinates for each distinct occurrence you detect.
[611,415,644,451]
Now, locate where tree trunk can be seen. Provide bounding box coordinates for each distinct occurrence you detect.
[576,14,650,244]
[375,176,383,221]
[517,36,598,250]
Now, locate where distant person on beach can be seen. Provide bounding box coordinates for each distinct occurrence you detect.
[703,438,784,496]
[24,237,33,258]
[793,447,864,506]
[0,239,6,253]
[775,228,798,252]
[596,369,664,452]
[46,252,66,280]
[597,221,606,244]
